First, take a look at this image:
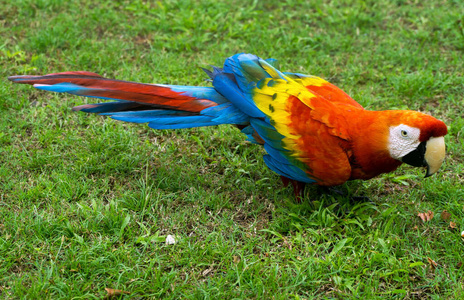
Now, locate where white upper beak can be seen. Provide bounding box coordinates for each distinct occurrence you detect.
[424,136,446,177]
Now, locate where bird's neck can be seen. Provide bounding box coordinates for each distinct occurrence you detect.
[346,110,403,180]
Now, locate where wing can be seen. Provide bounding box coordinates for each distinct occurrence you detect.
[219,54,356,185]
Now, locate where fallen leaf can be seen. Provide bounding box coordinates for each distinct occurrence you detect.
[457,262,463,269]
[233,255,240,264]
[441,210,451,221]
[104,288,130,299]
[450,222,457,229]
[202,268,213,277]
[418,210,434,222]
[427,257,438,270]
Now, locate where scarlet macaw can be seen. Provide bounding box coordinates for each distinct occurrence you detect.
[9,53,447,200]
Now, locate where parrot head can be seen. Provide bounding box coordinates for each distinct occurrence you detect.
[351,110,448,180]
[385,110,448,177]
[388,122,446,177]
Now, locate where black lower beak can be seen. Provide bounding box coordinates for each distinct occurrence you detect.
[401,141,427,168]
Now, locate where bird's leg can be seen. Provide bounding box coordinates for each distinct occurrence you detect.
[280,176,306,202]
[291,180,306,203]
[280,176,290,187]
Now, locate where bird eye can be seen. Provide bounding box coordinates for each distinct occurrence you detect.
[401,130,408,137]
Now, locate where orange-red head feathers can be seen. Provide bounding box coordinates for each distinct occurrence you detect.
[348,110,447,180]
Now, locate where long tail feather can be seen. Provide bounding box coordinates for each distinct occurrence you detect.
[8,73,220,113]
[8,72,249,129]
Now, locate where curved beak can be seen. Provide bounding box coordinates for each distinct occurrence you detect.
[401,136,446,177]
[424,136,446,177]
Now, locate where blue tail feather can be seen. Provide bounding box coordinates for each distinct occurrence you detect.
[74,101,140,113]
[166,85,228,105]
[148,122,220,130]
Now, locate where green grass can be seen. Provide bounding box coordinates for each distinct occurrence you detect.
[1,0,464,298]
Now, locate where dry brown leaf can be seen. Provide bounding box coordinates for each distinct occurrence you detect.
[441,210,451,221]
[457,262,463,269]
[104,288,130,299]
[427,257,438,270]
[233,255,240,264]
[202,268,213,277]
[450,222,457,229]
[418,210,434,222]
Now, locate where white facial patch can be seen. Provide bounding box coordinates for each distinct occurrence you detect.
[388,124,421,160]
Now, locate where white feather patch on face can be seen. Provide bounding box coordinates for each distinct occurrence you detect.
[388,124,421,160]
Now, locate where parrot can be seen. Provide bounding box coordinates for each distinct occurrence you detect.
[8,53,448,201]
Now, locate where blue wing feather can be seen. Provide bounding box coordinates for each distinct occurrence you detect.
[249,119,286,152]
[211,72,265,118]
[263,155,314,183]
[249,119,311,182]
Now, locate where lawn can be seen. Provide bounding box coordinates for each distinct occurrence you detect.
[1,0,464,298]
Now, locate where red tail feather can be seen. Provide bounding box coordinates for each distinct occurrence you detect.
[8,72,218,113]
